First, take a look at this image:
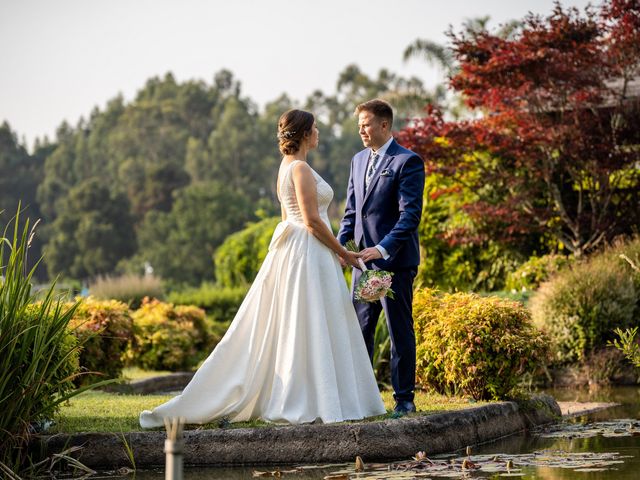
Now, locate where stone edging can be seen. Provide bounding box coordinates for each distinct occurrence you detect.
[558,401,620,418]
[38,394,561,469]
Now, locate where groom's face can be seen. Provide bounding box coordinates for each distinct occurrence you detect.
[358,111,388,150]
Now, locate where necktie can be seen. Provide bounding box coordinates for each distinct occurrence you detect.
[365,152,380,191]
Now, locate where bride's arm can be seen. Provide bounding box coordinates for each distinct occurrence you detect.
[291,162,360,268]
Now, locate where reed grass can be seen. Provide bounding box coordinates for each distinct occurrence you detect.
[89,273,164,309]
[0,207,111,471]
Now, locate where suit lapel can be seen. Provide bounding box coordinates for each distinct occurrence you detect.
[356,150,369,205]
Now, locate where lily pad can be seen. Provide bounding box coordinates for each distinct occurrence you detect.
[537,419,640,439]
[312,449,629,479]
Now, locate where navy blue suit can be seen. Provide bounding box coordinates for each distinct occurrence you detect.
[338,139,425,402]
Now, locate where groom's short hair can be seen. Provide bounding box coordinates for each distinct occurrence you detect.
[355,99,393,126]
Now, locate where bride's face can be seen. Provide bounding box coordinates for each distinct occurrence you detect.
[306,122,319,149]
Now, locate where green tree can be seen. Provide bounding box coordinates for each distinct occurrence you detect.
[44,179,136,279]
[127,182,254,286]
[253,94,294,206]
[0,122,47,278]
[36,122,79,221]
[209,97,260,187]
[0,122,43,214]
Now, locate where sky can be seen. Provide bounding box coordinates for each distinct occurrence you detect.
[0,0,597,147]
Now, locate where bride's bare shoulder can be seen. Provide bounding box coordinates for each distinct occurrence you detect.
[290,160,312,176]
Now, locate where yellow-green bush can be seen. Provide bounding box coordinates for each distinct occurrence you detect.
[531,251,637,364]
[168,283,247,323]
[414,289,547,400]
[128,298,209,371]
[69,297,134,384]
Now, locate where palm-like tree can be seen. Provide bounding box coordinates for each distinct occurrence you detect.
[402,16,522,119]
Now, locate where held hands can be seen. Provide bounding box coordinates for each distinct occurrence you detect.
[340,249,362,269]
[338,242,382,268]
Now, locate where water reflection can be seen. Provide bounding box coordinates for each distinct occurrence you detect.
[123,466,338,479]
[467,387,640,479]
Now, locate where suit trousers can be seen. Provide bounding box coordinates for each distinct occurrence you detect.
[352,267,417,402]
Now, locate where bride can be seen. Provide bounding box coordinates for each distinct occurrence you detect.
[139,109,386,427]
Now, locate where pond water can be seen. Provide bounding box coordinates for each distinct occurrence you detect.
[121,387,640,480]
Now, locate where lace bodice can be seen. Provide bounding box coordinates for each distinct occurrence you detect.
[278,160,333,225]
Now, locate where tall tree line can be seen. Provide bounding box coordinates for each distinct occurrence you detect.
[1,66,435,286]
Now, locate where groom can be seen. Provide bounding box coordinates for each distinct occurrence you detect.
[338,99,425,414]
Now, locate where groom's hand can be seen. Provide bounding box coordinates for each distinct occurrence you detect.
[342,250,362,269]
[360,247,383,263]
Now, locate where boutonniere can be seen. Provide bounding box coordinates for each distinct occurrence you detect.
[380,169,393,177]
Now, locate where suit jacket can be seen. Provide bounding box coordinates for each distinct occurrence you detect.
[338,139,425,271]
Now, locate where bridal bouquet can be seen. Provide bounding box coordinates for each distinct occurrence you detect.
[345,240,394,303]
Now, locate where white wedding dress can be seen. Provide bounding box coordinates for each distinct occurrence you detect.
[139,160,386,427]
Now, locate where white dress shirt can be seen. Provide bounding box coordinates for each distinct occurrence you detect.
[369,136,394,261]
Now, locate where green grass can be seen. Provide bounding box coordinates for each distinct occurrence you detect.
[380,390,483,413]
[52,391,173,433]
[52,390,484,434]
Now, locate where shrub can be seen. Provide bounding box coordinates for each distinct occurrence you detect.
[530,254,636,364]
[214,216,280,288]
[413,289,547,400]
[0,211,85,469]
[168,283,247,323]
[611,327,640,369]
[483,289,533,305]
[505,253,571,292]
[69,297,134,384]
[89,273,164,309]
[608,236,640,318]
[128,298,210,371]
[609,246,640,370]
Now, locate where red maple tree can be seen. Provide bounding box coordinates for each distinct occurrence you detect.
[398,0,640,256]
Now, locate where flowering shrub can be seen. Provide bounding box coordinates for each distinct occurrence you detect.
[413,289,547,400]
[128,298,210,371]
[69,297,134,385]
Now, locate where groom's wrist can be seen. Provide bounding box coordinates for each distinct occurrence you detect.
[375,245,390,260]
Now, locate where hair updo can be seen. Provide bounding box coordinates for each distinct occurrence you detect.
[277,109,315,155]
